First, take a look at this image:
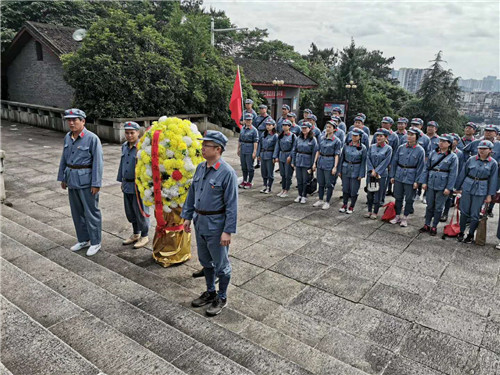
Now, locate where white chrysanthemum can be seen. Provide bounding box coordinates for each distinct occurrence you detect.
[158,116,168,123]
[163,205,172,213]
[183,156,195,172]
[159,139,169,147]
[136,150,142,159]
[170,201,178,208]
[159,164,166,173]
[144,145,152,155]
[190,123,200,134]
[144,189,152,199]
[186,178,193,185]
[166,150,175,158]
[145,165,152,177]
[142,137,151,147]
[182,136,193,147]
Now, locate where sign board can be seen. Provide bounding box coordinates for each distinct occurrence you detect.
[259,90,285,99]
[323,101,347,119]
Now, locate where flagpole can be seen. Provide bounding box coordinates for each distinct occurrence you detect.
[238,65,243,115]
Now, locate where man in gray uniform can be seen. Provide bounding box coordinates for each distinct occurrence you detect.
[57,108,103,256]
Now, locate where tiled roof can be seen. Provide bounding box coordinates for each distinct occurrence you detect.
[25,21,80,55]
[234,57,318,88]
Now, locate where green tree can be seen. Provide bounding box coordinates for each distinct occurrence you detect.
[61,10,187,119]
[416,51,464,133]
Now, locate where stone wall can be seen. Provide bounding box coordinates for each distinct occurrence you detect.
[6,39,74,109]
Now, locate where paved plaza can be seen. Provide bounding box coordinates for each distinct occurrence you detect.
[1,121,500,375]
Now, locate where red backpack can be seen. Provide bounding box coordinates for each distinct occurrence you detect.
[381,202,396,222]
[443,197,460,238]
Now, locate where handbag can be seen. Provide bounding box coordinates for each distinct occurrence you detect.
[306,171,318,195]
[442,197,460,238]
[381,202,396,221]
[367,176,380,193]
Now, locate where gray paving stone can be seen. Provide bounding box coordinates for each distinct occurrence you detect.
[262,306,330,347]
[333,221,376,239]
[258,231,311,253]
[366,229,412,251]
[428,280,497,317]
[440,260,498,293]
[394,243,454,278]
[379,223,420,238]
[272,205,315,221]
[295,239,351,265]
[232,242,289,269]
[235,222,277,243]
[350,240,406,266]
[378,266,437,296]
[241,270,307,304]
[0,217,58,253]
[9,201,69,222]
[9,247,71,283]
[172,342,253,375]
[335,304,410,351]
[0,297,99,375]
[481,320,500,355]
[251,213,296,230]
[399,324,480,375]
[270,254,329,283]
[288,286,355,325]
[226,285,280,322]
[299,212,345,230]
[0,362,14,375]
[361,283,423,321]
[1,260,82,328]
[317,327,394,375]
[478,348,500,375]
[287,222,329,240]
[49,311,186,375]
[0,233,33,261]
[229,257,265,287]
[415,299,487,346]
[382,355,444,375]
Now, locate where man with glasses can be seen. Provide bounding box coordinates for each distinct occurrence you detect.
[182,131,238,316]
[57,108,103,256]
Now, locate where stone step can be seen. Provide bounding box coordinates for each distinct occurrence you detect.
[0,295,99,375]
[1,204,367,374]
[0,225,308,375]
[0,362,14,375]
[0,260,188,375]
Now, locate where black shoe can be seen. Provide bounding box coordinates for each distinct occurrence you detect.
[386,190,393,196]
[488,211,494,218]
[192,291,217,307]
[206,296,227,316]
[457,232,465,242]
[440,215,448,222]
[192,269,204,278]
[419,225,430,233]
[463,234,474,244]
[430,227,437,236]
[255,164,260,169]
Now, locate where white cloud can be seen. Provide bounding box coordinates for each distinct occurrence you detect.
[205,0,499,79]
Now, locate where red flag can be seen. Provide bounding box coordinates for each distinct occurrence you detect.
[229,66,243,129]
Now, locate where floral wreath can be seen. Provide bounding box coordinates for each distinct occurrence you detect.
[135,116,204,214]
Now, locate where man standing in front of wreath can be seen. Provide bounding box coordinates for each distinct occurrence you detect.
[181,130,238,316]
[57,108,103,256]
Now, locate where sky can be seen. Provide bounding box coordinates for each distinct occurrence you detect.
[203,0,500,80]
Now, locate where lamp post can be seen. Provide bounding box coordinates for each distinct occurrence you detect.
[272,78,284,119]
[344,80,357,124]
[211,17,248,46]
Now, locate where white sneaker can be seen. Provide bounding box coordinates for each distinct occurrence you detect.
[86,243,101,256]
[400,216,408,227]
[346,207,354,214]
[339,205,347,213]
[496,242,500,250]
[422,197,427,204]
[281,192,289,198]
[300,197,307,204]
[313,200,324,207]
[277,191,284,197]
[70,241,90,252]
[322,202,330,210]
[364,212,372,218]
[294,196,301,203]
[264,188,271,194]
[260,187,267,193]
[390,216,401,225]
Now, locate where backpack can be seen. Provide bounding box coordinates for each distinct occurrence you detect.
[381,202,396,221]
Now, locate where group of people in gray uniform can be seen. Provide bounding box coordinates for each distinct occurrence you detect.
[239,101,500,246]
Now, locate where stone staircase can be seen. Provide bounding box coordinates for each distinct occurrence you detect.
[1,203,371,375]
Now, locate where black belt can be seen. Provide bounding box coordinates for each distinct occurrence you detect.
[345,161,361,165]
[398,163,416,169]
[124,178,135,182]
[67,164,92,169]
[195,208,226,215]
[241,140,254,143]
[467,175,488,181]
[282,149,292,152]
[320,153,335,157]
[263,149,274,152]
[298,151,312,155]
[432,168,449,173]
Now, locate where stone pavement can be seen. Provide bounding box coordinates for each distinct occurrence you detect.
[1,120,499,375]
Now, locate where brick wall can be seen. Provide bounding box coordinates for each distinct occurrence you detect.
[6,39,74,109]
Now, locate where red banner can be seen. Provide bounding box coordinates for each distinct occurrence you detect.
[259,90,285,99]
[151,130,167,234]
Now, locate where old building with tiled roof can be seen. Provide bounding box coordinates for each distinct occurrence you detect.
[3,21,80,108]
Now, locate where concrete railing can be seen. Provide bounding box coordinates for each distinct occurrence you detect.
[1,100,233,142]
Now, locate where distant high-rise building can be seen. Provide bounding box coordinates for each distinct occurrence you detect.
[393,68,430,93]
[458,76,500,92]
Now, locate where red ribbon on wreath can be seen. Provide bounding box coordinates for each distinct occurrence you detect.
[151,130,168,234]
